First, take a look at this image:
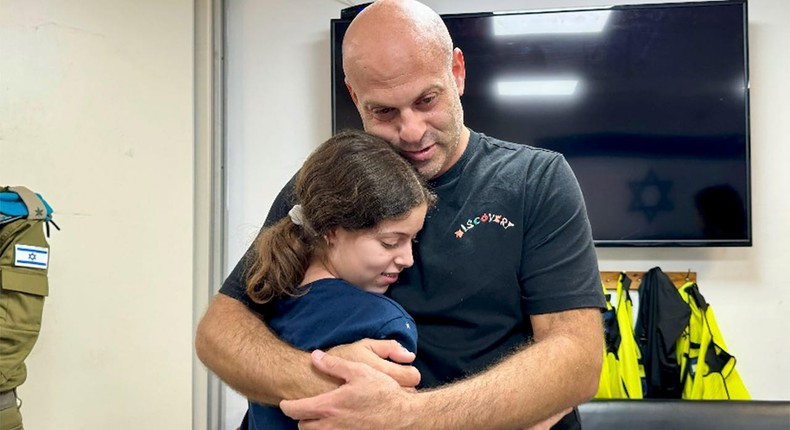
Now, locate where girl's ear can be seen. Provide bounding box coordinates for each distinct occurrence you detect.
[324,227,337,247]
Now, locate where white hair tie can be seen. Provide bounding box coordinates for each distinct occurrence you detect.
[288,204,307,226]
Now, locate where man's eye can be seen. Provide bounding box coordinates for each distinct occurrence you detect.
[418,95,436,106]
[373,107,394,116]
[381,241,398,249]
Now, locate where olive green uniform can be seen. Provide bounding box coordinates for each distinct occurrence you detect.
[0,187,53,430]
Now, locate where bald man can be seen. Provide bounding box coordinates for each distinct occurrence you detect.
[196,1,605,428]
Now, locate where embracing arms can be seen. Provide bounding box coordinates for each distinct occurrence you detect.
[194,293,420,404]
[280,307,603,430]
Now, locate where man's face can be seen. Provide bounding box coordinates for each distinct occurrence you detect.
[345,48,467,180]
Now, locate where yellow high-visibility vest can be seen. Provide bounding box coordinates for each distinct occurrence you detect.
[677,282,749,400]
[595,281,620,399]
[595,273,643,399]
[614,273,643,399]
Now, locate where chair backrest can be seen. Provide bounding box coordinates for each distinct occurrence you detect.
[579,399,790,430]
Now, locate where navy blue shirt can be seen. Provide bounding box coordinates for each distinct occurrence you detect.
[245,278,417,430]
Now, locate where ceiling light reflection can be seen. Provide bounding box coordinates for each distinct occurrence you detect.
[493,10,612,36]
[496,80,579,97]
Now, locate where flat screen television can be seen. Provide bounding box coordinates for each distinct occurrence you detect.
[330,0,751,247]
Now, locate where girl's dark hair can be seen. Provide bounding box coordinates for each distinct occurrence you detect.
[246,129,436,304]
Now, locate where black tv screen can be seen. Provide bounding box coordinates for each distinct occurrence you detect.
[331,0,751,247]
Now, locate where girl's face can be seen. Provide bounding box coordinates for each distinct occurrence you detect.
[325,203,427,294]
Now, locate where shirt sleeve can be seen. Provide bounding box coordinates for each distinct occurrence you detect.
[519,154,606,314]
[375,316,419,354]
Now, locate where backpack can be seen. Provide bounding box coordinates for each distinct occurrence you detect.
[0,186,57,392]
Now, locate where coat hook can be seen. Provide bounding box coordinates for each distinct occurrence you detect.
[685,269,691,281]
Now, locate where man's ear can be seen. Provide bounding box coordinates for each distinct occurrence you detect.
[451,47,466,97]
[345,79,360,107]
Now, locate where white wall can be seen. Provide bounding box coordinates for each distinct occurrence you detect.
[0,1,196,428]
[226,3,790,427]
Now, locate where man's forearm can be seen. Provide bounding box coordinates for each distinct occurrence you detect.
[413,308,603,430]
[194,294,339,404]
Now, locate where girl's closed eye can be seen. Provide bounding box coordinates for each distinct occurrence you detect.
[381,241,398,249]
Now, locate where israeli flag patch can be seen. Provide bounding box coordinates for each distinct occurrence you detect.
[14,244,49,269]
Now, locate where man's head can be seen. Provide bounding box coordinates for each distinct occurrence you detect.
[342,0,469,180]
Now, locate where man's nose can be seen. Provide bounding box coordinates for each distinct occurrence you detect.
[398,109,426,145]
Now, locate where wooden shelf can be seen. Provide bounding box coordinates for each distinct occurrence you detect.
[600,271,696,290]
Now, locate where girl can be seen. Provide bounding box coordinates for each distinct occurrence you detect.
[242,130,436,430]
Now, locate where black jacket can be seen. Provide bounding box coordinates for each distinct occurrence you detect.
[635,267,691,398]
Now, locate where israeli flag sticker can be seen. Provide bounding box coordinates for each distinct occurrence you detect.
[14,244,49,270]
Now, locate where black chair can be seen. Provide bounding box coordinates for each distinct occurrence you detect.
[578,399,790,430]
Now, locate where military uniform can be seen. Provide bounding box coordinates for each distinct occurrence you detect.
[0,186,54,430]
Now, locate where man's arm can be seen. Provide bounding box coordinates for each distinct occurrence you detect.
[417,307,603,429]
[194,294,421,404]
[280,307,603,429]
[195,294,336,404]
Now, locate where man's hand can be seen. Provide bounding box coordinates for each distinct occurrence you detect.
[280,350,422,430]
[328,339,421,388]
